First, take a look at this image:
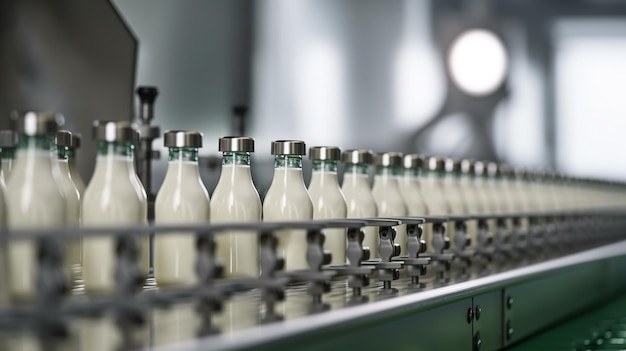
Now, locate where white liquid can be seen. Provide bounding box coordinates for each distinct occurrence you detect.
[441,173,469,250]
[0,174,7,307]
[372,171,407,256]
[52,157,81,291]
[263,167,313,271]
[341,170,379,258]
[69,158,86,196]
[211,163,261,277]
[1,158,12,179]
[398,172,428,216]
[308,168,347,264]
[82,155,148,295]
[155,161,210,286]
[5,147,67,300]
[419,172,449,253]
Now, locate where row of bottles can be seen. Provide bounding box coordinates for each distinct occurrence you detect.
[2,112,626,301]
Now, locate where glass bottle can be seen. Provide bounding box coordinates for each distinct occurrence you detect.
[82,121,147,295]
[154,131,209,286]
[54,130,83,294]
[372,152,407,255]
[263,140,313,271]
[308,146,347,264]
[66,133,86,196]
[5,111,66,301]
[420,156,450,254]
[398,154,428,217]
[212,136,261,277]
[341,149,379,258]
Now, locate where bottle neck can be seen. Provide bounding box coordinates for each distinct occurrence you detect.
[403,168,421,179]
[376,166,401,176]
[1,147,16,160]
[97,141,135,159]
[168,147,199,163]
[274,155,302,169]
[222,152,251,166]
[56,145,69,161]
[345,163,369,176]
[312,160,337,173]
[17,135,54,153]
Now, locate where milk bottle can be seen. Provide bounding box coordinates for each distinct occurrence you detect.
[0,130,18,180]
[154,131,209,286]
[66,133,85,196]
[5,111,66,301]
[308,146,347,264]
[419,156,450,253]
[458,159,484,248]
[341,149,379,258]
[398,154,428,216]
[263,140,313,271]
[211,136,261,277]
[372,152,408,256]
[54,130,82,293]
[82,121,148,295]
[442,158,471,250]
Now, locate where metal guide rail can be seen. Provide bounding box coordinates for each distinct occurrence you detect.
[0,209,625,350]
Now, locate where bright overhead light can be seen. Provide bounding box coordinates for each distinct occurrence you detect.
[447,29,509,97]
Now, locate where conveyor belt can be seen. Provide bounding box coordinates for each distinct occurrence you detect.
[510,296,626,351]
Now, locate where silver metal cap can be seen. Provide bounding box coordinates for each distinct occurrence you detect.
[474,161,485,176]
[309,146,341,161]
[164,130,203,148]
[460,159,475,174]
[11,111,64,136]
[486,161,498,177]
[374,152,403,167]
[93,120,137,142]
[0,130,19,147]
[445,158,462,173]
[55,130,81,148]
[219,136,254,152]
[427,156,446,171]
[271,140,306,155]
[342,149,373,164]
[403,154,425,169]
[498,163,513,177]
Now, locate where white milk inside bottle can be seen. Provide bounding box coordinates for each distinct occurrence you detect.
[54,130,83,294]
[155,131,209,286]
[372,152,407,256]
[82,121,148,295]
[420,157,450,254]
[0,146,6,307]
[308,146,347,264]
[263,140,313,271]
[442,159,469,250]
[0,130,18,179]
[341,149,379,258]
[212,136,262,277]
[458,159,484,249]
[398,154,428,217]
[5,111,66,301]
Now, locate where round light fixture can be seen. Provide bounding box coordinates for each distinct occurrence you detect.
[447,29,509,97]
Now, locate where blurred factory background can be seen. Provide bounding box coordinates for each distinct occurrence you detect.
[2,0,626,194]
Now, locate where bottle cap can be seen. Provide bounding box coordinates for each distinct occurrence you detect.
[486,161,498,177]
[374,152,403,167]
[498,163,513,177]
[219,136,254,152]
[55,130,81,148]
[164,130,203,148]
[11,111,64,136]
[445,158,462,173]
[403,154,425,169]
[474,161,485,176]
[0,130,19,148]
[460,159,475,174]
[427,156,446,171]
[342,149,373,164]
[271,140,306,155]
[93,120,138,142]
[309,146,341,161]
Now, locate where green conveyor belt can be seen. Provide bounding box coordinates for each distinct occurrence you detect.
[510,295,626,350]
